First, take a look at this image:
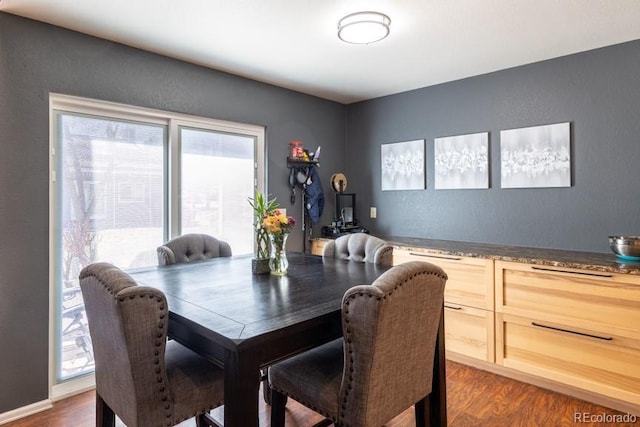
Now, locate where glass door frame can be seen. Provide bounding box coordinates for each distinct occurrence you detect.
[48,93,265,399]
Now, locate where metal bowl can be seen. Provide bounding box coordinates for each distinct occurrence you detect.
[608,236,640,260]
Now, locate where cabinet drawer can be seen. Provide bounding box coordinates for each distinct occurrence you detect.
[495,261,640,338]
[496,313,640,406]
[394,248,494,310]
[444,303,494,362]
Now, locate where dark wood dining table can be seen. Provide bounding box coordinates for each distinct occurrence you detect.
[128,253,447,427]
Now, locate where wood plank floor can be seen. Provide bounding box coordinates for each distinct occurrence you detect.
[4,361,638,426]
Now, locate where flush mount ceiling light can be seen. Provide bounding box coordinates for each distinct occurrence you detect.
[337,11,391,44]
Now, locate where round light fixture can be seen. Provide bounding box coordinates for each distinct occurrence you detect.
[337,11,391,45]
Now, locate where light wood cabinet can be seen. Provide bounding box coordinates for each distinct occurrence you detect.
[495,260,640,407]
[311,238,640,411]
[393,248,495,362]
[309,238,331,256]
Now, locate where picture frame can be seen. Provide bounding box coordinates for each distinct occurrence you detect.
[434,132,489,189]
[380,139,425,191]
[500,122,571,188]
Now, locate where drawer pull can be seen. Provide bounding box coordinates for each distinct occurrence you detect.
[409,252,462,261]
[530,266,613,278]
[531,322,613,341]
[444,304,463,310]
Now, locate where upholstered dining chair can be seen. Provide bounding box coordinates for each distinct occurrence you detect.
[79,262,224,427]
[322,233,393,265]
[268,260,447,427]
[157,233,232,266]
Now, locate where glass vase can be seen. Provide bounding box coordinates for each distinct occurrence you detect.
[269,232,289,276]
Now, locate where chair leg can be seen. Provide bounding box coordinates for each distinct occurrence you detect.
[414,396,430,427]
[96,393,115,427]
[261,368,272,405]
[270,389,288,427]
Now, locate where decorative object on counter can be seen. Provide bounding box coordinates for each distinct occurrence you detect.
[263,210,296,275]
[381,139,425,191]
[248,190,279,274]
[500,122,571,188]
[435,132,489,189]
[609,235,640,261]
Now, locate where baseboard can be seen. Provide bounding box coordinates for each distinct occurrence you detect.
[0,400,52,425]
[446,352,640,417]
[51,374,95,402]
[0,374,96,425]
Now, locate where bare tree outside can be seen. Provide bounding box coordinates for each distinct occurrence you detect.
[56,114,165,379]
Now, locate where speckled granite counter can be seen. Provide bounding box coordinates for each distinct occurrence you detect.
[380,236,640,275]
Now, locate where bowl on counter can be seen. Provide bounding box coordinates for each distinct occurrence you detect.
[608,235,640,261]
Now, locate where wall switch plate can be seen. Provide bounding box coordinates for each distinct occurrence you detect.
[279,208,286,216]
[370,207,377,218]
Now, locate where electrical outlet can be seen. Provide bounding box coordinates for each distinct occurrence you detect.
[279,208,286,216]
[370,207,377,218]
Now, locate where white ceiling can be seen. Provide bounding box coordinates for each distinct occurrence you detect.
[3,0,640,104]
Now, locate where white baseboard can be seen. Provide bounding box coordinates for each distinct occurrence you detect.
[0,374,95,425]
[0,400,52,425]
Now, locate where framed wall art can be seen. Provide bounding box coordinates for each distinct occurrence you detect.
[500,122,571,188]
[434,132,489,189]
[381,139,425,191]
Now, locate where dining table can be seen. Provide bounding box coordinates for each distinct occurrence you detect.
[128,252,447,427]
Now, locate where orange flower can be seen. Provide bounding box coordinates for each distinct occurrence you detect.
[262,211,296,235]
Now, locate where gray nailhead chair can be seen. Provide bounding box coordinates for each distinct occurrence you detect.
[268,261,447,427]
[79,262,224,427]
[322,233,393,265]
[157,233,232,266]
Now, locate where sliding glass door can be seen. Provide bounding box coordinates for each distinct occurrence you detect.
[53,113,166,381]
[50,95,264,391]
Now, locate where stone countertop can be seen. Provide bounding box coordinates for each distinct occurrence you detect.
[379,236,640,276]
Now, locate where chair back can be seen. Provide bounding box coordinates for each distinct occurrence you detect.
[322,233,393,265]
[338,260,447,427]
[157,233,232,265]
[79,262,173,426]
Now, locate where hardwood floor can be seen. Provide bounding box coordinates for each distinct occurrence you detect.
[4,361,638,426]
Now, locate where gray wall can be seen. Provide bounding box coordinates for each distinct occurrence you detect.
[0,12,344,413]
[346,39,640,253]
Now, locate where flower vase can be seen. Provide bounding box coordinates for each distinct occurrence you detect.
[269,232,289,276]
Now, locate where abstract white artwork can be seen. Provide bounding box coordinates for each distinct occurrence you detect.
[434,132,488,189]
[381,139,425,191]
[500,122,571,188]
